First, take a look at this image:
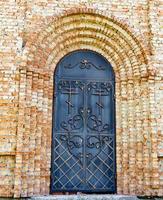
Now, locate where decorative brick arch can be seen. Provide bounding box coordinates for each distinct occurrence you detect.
[14,8,159,197]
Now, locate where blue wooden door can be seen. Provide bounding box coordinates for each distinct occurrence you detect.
[51,50,116,193]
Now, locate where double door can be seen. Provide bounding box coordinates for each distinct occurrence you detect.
[51,50,116,193]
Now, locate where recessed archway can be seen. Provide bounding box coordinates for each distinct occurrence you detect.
[14,8,158,198]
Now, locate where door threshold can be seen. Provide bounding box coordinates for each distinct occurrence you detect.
[30,194,139,200]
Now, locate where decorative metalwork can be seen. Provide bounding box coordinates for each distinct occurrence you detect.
[60,134,83,162]
[58,80,83,114]
[60,111,83,131]
[64,59,106,70]
[51,50,115,194]
[87,115,109,132]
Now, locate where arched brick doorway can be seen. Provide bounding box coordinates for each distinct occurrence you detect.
[14,9,158,198]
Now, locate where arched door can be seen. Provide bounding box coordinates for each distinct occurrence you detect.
[51,50,116,193]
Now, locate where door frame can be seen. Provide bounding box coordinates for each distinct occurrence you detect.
[50,49,117,194]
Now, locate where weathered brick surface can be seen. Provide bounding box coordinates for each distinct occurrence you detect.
[0,156,15,197]
[0,0,162,198]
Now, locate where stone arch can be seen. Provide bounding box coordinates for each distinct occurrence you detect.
[14,8,159,198]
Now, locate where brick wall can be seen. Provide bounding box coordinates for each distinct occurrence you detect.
[0,0,162,198]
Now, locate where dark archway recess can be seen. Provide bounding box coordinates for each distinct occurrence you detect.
[51,50,116,193]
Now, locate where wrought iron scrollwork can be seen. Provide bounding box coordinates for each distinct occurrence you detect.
[60,134,83,162]
[58,80,85,91]
[87,114,109,132]
[85,135,112,161]
[60,113,83,132]
[58,80,112,165]
[87,82,112,94]
[60,134,83,149]
[60,134,112,162]
[64,59,106,70]
[60,107,110,133]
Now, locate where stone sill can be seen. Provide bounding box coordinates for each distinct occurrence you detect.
[30,195,139,200]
